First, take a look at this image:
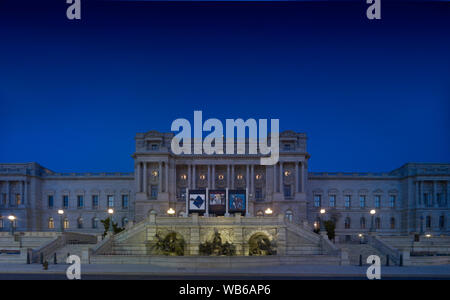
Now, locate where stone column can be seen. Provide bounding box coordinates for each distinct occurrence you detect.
[419,181,422,206]
[165,161,169,193]
[301,162,305,193]
[433,181,438,207]
[192,164,196,189]
[415,181,420,207]
[6,181,9,207]
[251,164,254,195]
[295,161,299,193]
[208,164,211,189]
[227,164,230,188]
[246,165,250,190]
[212,164,215,189]
[188,164,191,189]
[231,164,235,189]
[24,180,28,205]
[20,181,24,206]
[273,164,277,193]
[136,162,142,193]
[158,162,162,192]
[279,162,283,194]
[143,162,147,195]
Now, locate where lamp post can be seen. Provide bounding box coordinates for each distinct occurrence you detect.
[58,209,64,232]
[8,215,16,235]
[264,208,273,216]
[167,208,175,216]
[370,209,376,233]
[319,208,326,235]
[108,208,114,234]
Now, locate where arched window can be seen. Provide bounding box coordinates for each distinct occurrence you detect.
[375,217,381,229]
[48,217,55,229]
[390,217,395,229]
[426,216,431,228]
[256,210,264,217]
[344,217,351,229]
[285,210,293,222]
[360,217,366,229]
[439,216,445,229]
[122,217,129,227]
[63,218,69,229]
[77,217,83,229]
[92,218,99,229]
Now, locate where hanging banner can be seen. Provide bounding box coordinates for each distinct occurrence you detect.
[188,189,206,213]
[228,189,246,214]
[208,189,226,215]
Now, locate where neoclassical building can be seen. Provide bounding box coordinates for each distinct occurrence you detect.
[0,130,449,241]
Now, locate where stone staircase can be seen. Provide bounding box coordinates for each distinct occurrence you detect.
[337,243,388,265]
[52,244,96,264]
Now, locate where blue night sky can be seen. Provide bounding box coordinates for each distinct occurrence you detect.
[0,1,449,173]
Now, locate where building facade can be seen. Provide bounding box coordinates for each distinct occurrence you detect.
[1,130,449,240]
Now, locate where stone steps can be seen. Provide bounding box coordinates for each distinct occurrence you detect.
[337,243,388,265]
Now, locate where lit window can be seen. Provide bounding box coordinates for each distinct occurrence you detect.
[48,217,54,229]
[360,195,366,208]
[237,174,243,180]
[92,195,99,209]
[63,218,69,229]
[374,195,381,208]
[284,170,291,177]
[200,174,206,180]
[285,210,293,222]
[16,194,21,206]
[389,195,396,208]
[344,195,351,208]
[314,195,321,207]
[77,195,84,208]
[122,195,129,209]
[180,174,187,180]
[218,174,224,180]
[329,195,336,207]
[255,174,262,180]
[107,195,114,208]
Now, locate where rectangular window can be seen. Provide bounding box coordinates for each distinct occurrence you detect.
[92,195,99,209]
[344,195,351,208]
[63,195,69,209]
[48,195,54,208]
[314,195,321,207]
[360,195,366,208]
[437,193,443,206]
[107,195,114,208]
[122,195,129,209]
[283,185,291,198]
[329,195,336,207]
[283,144,291,151]
[375,195,381,208]
[1,194,6,207]
[389,195,396,208]
[16,194,21,206]
[150,185,158,199]
[151,144,159,151]
[255,188,263,201]
[77,195,84,208]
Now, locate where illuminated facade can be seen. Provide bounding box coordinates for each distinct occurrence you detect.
[0,130,449,241]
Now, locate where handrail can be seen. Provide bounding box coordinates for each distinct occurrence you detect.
[367,235,402,265]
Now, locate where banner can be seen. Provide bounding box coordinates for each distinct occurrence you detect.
[208,190,226,215]
[188,190,206,213]
[228,190,246,214]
